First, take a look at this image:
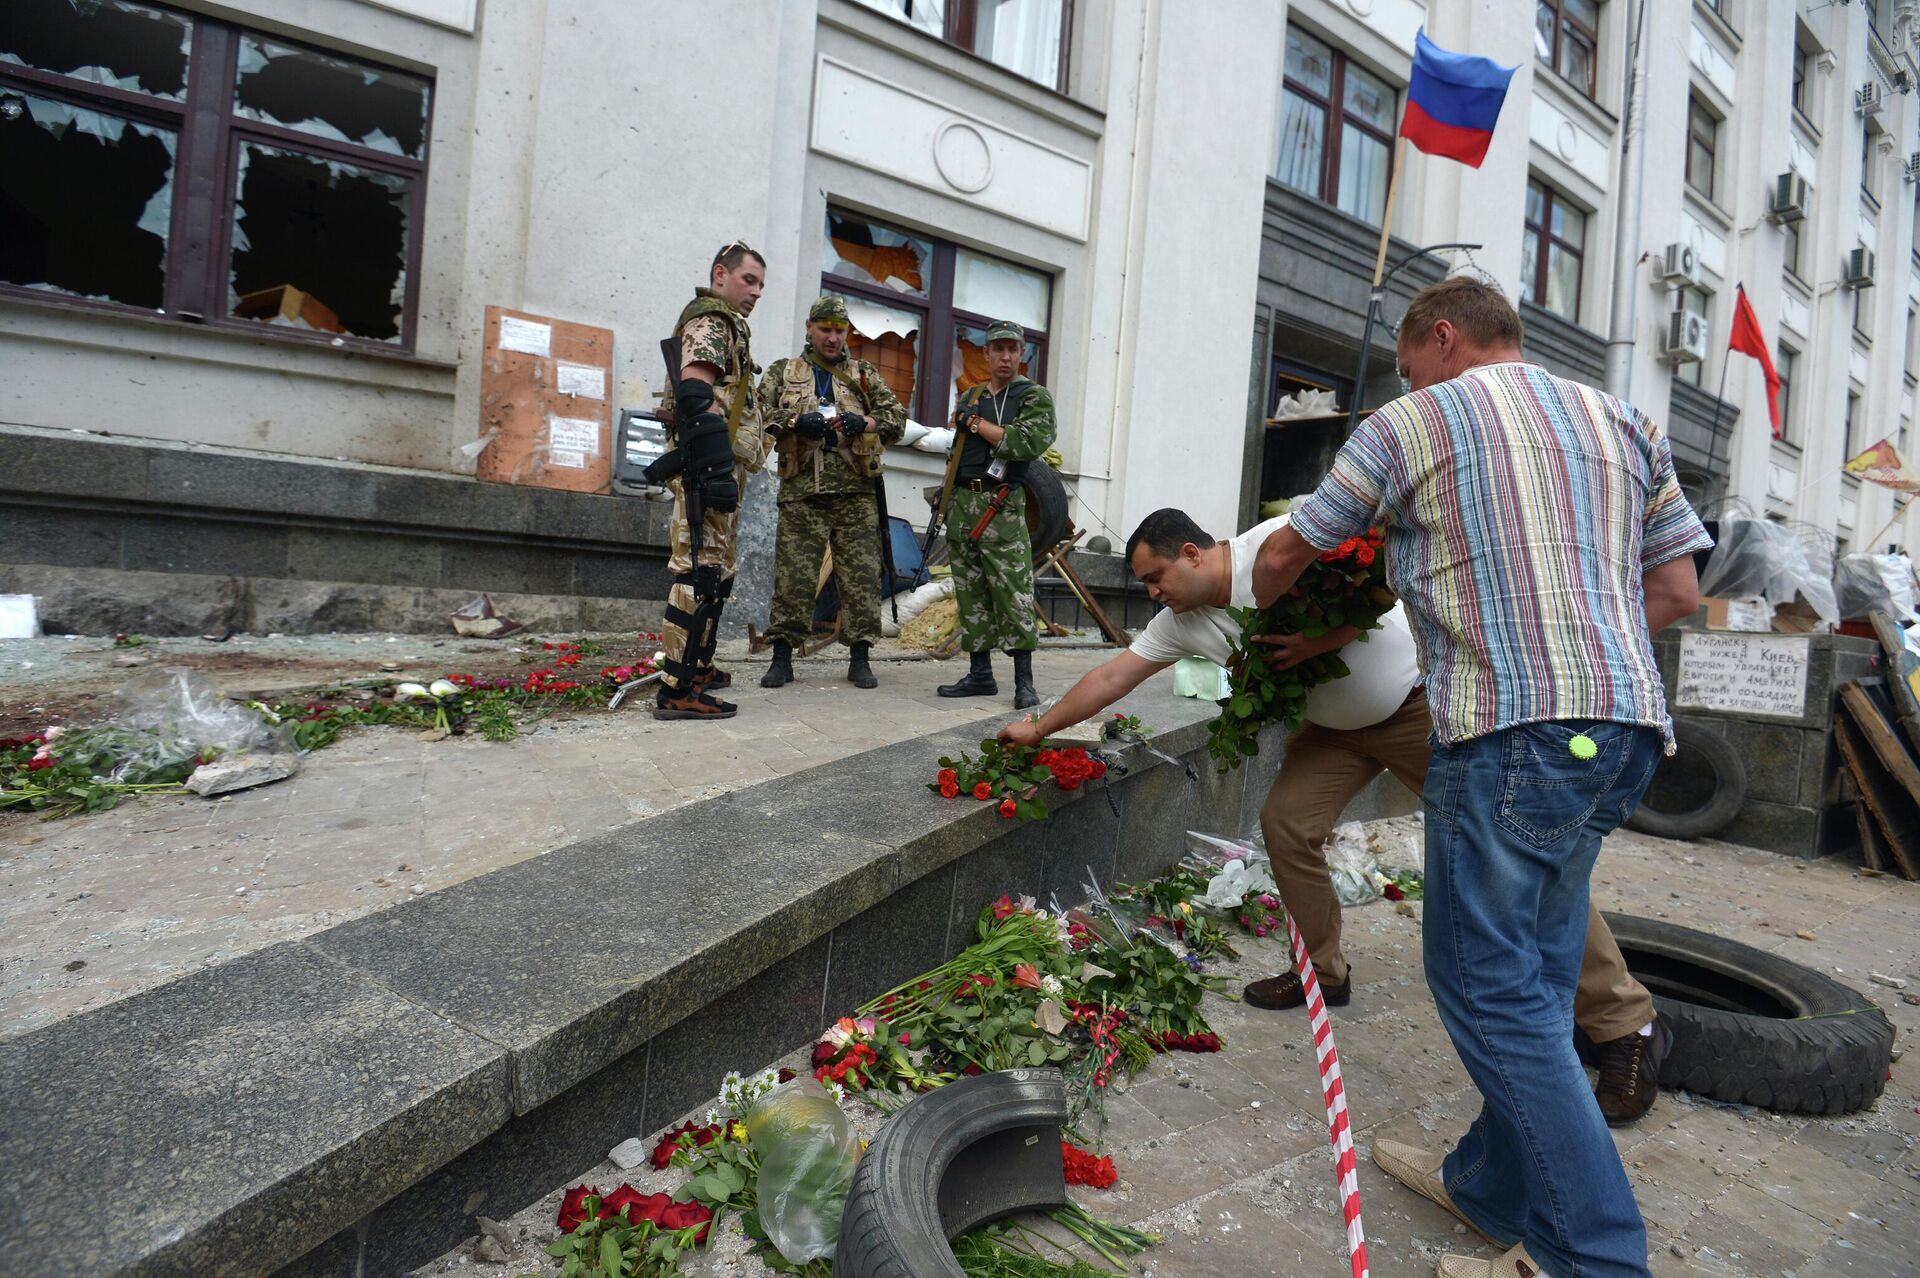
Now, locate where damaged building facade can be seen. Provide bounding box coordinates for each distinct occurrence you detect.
[4,0,1919,635]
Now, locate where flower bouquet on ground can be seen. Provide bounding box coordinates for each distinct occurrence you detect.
[1207,527,1393,770]
[930,740,1108,822]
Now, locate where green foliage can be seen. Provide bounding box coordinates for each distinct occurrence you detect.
[517,1198,701,1278]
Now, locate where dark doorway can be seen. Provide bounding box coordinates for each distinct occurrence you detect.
[1257,356,1354,511]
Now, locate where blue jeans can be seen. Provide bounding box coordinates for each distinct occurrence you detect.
[1424,719,1662,1278]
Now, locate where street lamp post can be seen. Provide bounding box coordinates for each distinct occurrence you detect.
[1345,241,1483,434]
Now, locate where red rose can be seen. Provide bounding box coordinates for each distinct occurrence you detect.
[658,1198,714,1242]
[937,768,958,786]
[26,756,55,771]
[1356,544,1376,566]
[939,779,960,799]
[557,1183,603,1233]
[600,1183,650,1223]
[811,1040,839,1068]
[972,781,993,801]
[998,799,1017,817]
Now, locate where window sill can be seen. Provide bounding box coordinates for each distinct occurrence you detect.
[1784,269,1812,299]
[1792,108,1820,146]
[1693,1,1741,51]
[0,289,456,372]
[1684,188,1734,237]
[817,0,1099,130]
[1772,437,1803,459]
[1532,63,1617,130]
[1863,190,1883,217]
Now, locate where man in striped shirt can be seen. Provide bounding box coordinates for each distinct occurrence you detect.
[1253,277,1710,1278]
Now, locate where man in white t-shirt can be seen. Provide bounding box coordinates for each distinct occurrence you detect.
[1000,507,1668,1124]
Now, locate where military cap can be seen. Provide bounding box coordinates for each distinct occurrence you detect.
[809,294,850,324]
[983,319,1024,344]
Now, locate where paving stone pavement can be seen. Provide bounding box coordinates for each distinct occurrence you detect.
[412,818,1920,1278]
[0,646,1117,1041]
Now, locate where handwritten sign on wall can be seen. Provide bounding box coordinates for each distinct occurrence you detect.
[1675,631,1811,718]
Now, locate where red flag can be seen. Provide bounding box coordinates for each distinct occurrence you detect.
[1727,285,1781,438]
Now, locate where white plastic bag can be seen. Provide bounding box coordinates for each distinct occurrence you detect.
[911,425,956,454]
[1699,519,1839,625]
[1171,656,1230,700]
[1834,553,1918,622]
[744,1077,860,1265]
[881,577,954,637]
[1324,822,1382,907]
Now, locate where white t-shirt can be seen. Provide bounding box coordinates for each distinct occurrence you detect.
[1128,515,1421,731]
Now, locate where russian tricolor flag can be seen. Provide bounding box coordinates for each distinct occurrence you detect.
[1399,29,1516,169]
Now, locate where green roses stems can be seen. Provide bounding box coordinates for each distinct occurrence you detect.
[1207,527,1393,771]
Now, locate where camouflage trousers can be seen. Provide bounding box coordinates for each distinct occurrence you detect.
[659,471,742,691]
[948,485,1038,653]
[768,491,884,647]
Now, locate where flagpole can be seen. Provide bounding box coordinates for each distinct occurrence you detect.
[1348,136,1410,433]
[1862,502,1905,553]
[1704,284,1737,464]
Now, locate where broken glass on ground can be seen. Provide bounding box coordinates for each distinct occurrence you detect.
[2,0,192,100]
[0,91,175,309]
[227,141,410,342]
[234,34,430,159]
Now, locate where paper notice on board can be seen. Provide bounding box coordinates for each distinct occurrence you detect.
[550,417,601,456]
[557,363,606,399]
[499,316,552,357]
[548,448,586,469]
[1675,631,1811,718]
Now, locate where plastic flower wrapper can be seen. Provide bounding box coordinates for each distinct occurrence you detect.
[743,1075,862,1265]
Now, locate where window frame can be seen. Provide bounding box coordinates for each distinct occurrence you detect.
[1791,39,1809,121]
[0,6,433,354]
[1846,388,1862,460]
[819,208,1052,428]
[1521,177,1587,322]
[857,0,1074,94]
[1685,95,1718,202]
[1275,28,1400,227]
[1536,0,1600,99]
[1776,343,1797,443]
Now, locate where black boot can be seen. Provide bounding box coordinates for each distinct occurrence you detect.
[1009,649,1038,709]
[847,641,878,689]
[937,650,998,697]
[760,640,794,688]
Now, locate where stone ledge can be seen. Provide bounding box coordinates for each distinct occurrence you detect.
[1,679,1285,1278]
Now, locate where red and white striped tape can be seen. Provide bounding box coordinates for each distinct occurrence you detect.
[1282,905,1370,1278]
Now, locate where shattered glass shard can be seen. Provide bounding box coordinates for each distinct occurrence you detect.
[227,141,411,342]
[1,92,175,309]
[234,35,431,159]
[2,0,192,100]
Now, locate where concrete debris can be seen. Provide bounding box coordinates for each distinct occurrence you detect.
[609,1136,649,1170]
[451,594,525,639]
[1870,972,1909,990]
[185,752,299,796]
[1795,930,1818,941]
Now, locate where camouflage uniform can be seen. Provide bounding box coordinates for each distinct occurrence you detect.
[659,287,767,692]
[945,368,1057,654]
[760,302,907,647]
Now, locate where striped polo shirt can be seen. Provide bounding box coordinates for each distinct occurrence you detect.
[1291,361,1713,746]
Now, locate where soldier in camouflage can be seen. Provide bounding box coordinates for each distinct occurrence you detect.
[935,319,1058,709]
[758,294,908,689]
[655,242,772,722]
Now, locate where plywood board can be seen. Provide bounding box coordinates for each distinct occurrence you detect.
[1869,610,1920,759]
[1832,704,1920,880]
[477,306,614,494]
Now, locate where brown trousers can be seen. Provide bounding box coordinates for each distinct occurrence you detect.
[1257,687,1655,1041]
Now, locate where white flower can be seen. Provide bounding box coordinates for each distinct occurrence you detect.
[429,679,460,698]
[42,726,65,741]
[704,1107,721,1126]
[822,1023,854,1049]
[393,682,429,700]
[823,1079,849,1106]
[1041,975,1064,997]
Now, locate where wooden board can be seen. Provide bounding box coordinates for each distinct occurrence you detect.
[1832,703,1920,880]
[477,306,615,494]
[1839,681,1920,810]
[1853,795,1890,873]
[1868,610,1920,759]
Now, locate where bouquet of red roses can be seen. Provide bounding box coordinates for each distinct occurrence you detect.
[930,739,1108,822]
[1207,527,1394,770]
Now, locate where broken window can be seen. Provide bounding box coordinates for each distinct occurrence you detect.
[817,207,1051,426]
[2,0,191,100]
[0,0,432,351]
[234,35,429,159]
[229,144,410,341]
[0,92,176,308]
